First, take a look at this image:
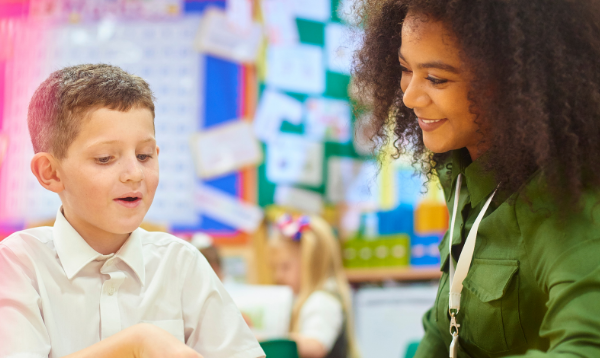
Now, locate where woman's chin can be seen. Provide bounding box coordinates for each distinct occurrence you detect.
[423,139,454,154]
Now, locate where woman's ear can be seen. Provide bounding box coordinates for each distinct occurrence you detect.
[31,152,64,193]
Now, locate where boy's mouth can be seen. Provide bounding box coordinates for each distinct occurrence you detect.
[114,193,143,208]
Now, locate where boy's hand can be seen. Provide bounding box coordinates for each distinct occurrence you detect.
[135,323,203,358]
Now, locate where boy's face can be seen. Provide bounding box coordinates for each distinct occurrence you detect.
[57,107,159,238]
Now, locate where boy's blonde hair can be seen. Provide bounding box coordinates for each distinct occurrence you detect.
[272,215,360,358]
[27,64,155,159]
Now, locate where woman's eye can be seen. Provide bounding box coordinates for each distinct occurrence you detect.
[427,76,448,85]
[137,154,152,161]
[400,66,412,73]
[96,156,112,164]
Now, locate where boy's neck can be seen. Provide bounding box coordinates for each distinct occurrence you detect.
[61,207,131,255]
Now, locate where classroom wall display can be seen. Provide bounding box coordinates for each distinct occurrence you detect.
[0,0,449,263]
[0,0,254,244]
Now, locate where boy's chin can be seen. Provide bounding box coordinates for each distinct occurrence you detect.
[110,217,146,234]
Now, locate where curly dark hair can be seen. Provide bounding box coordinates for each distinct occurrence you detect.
[352,0,600,209]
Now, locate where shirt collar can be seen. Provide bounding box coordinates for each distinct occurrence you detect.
[451,148,498,208]
[53,209,146,285]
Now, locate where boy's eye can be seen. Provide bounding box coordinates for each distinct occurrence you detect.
[137,154,152,161]
[96,156,112,164]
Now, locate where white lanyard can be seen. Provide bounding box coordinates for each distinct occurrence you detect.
[448,173,497,358]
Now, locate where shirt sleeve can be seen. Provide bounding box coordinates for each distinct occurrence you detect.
[507,233,600,357]
[297,291,343,352]
[181,250,265,358]
[413,307,448,358]
[0,242,51,358]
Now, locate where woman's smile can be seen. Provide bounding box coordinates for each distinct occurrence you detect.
[417,117,448,132]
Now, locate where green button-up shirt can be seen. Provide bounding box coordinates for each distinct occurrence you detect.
[415,149,600,358]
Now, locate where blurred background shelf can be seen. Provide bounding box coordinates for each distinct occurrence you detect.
[345,267,442,283]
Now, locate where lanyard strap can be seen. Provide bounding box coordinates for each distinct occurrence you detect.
[448,173,497,312]
[447,174,498,357]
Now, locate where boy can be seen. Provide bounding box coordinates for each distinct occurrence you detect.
[0,64,266,358]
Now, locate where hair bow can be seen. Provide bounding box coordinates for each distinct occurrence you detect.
[276,214,310,241]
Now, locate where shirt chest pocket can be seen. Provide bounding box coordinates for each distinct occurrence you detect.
[460,259,527,354]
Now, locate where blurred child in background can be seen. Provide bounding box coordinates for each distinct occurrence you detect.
[270,214,360,358]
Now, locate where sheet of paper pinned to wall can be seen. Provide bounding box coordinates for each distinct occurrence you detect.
[336,0,361,25]
[190,120,263,179]
[267,134,324,187]
[194,7,262,63]
[304,97,352,143]
[253,89,303,142]
[224,283,293,341]
[195,184,264,233]
[265,44,325,94]
[226,0,254,33]
[274,186,324,214]
[325,23,362,74]
[292,0,331,22]
[327,157,380,208]
[261,0,299,45]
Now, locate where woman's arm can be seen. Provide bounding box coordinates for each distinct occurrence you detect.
[503,237,600,357]
[413,307,449,358]
[64,323,203,358]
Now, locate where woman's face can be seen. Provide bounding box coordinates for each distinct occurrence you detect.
[399,12,484,159]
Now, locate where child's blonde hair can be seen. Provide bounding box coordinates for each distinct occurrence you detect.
[272,215,360,358]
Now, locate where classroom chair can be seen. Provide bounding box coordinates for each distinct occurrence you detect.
[404,341,420,358]
[259,339,300,358]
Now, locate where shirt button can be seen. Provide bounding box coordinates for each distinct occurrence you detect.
[107,287,116,296]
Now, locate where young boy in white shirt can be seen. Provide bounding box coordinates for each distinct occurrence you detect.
[0,64,266,358]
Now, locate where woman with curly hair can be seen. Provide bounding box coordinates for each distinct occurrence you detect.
[352,0,600,357]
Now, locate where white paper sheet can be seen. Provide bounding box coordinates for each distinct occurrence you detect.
[325,23,362,74]
[274,186,324,214]
[292,0,331,21]
[265,44,325,94]
[336,0,361,25]
[253,89,304,142]
[194,7,262,64]
[267,134,324,187]
[224,284,293,340]
[304,97,352,143]
[261,0,298,45]
[327,157,379,208]
[226,0,253,33]
[195,184,264,233]
[190,121,263,179]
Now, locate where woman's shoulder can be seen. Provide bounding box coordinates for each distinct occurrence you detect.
[513,174,600,233]
[512,174,600,277]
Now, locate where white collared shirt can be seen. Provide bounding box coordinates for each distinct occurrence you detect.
[0,209,265,358]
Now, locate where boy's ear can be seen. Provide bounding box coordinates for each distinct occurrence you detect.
[31,152,64,193]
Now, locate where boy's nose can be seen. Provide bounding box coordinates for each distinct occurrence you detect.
[119,157,144,183]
